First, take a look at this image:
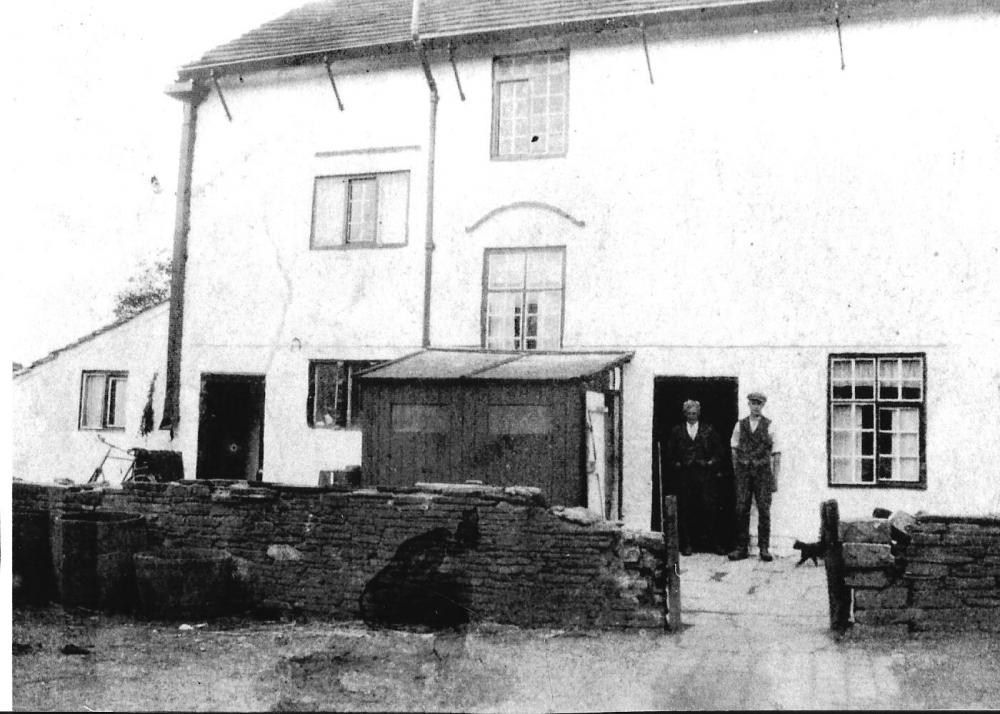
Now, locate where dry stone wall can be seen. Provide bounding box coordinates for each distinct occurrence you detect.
[839,513,1000,633]
[13,481,667,629]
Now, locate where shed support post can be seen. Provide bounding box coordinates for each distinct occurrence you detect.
[663,495,682,631]
[822,499,851,632]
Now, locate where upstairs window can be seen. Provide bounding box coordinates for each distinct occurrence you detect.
[80,371,128,430]
[828,354,926,488]
[307,360,380,429]
[492,51,568,159]
[483,248,564,350]
[311,171,409,248]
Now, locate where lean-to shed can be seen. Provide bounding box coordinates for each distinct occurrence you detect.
[359,349,632,513]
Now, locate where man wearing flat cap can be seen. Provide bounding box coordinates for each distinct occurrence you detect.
[729,391,781,562]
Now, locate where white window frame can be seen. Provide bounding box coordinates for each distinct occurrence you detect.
[491,50,569,159]
[828,353,926,489]
[79,371,128,430]
[310,171,410,249]
[482,247,565,351]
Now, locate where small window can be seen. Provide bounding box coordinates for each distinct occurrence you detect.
[311,171,409,248]
[307,361,380,428]
[79,372,128,430]
[483,248,565,350]
[492,51,568,159]
[828,354,925,488]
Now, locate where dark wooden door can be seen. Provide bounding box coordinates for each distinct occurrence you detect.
[196,374,265,480]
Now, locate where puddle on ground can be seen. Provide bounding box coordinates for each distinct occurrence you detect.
[709,572,728,582]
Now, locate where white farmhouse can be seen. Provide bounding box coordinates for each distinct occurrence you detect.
[13,303,173,485]
[159,0,1000,550]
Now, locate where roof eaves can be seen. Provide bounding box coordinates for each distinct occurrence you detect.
[15,300,169,379]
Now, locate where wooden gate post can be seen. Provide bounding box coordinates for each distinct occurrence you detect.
[821,499,850,632]
[662,495,682,631]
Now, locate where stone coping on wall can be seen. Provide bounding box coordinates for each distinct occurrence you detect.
[13,480,669,630]
[836,511,1000,635]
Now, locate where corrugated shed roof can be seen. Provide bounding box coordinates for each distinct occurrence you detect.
[360,349,632,381]
[180,0,782,75]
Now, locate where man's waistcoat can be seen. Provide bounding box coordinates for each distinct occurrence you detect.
[735,416,772,465]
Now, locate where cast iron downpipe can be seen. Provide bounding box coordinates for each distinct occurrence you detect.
[160,80,208,433]
[412,0,438,348]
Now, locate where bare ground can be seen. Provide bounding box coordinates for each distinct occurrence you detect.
[12,604,1000,711]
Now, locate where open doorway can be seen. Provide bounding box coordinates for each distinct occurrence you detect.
[197,374,265,481]
[651,376,739,551]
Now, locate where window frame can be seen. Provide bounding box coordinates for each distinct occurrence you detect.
[309,171,410,250]
[826,352,927,489]
[78,371,128,431]
[480,246,566,351]
[306,360,381,430]
[490,49,570,161]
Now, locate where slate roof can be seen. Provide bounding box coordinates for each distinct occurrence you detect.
[180,0,783,76]
[359,348,633,381]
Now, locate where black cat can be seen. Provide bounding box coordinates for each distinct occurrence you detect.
[793,539,826,566]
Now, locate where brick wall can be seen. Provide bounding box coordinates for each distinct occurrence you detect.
[839,514,1000,633]
[13,481,668,629]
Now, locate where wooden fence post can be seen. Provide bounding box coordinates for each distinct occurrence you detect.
[821,499,851,632]
[662,495,682,631]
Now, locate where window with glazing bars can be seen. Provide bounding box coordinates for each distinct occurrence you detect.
[483,248,564,350]
[492,51,568,158]
[311,171,409,248]
[828,354,926,487]
[79,371,128,430]
[307,361,380,428]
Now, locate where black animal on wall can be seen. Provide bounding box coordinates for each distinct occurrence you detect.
[359,508,479,629]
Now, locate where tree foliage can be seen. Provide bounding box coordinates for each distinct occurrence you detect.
[113,255,172,320]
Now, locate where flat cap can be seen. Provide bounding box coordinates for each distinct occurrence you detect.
[747,391,767,403]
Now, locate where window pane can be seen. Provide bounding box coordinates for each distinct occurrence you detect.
[107,377,127,428]
[860,405,874,429]
[347,178,377,243]
[897,458,920,481]
[831,432,855,456]
[376,172,409,245]
[312,177,347,247]
[488,405,552,435]
[525,251,563,289]
[524,290,561,350]
[898,408,919,431]
[831,405,857,429]
[860,459,875,483]
[902,359,922,380]
[861,431,874,456]
[900,434,919,456]
[313,362,345,427]
[486,291,522,350]
[488,253,525,290]
[81,374,105,428]
[831,457,854,484]
[391,404,449,433]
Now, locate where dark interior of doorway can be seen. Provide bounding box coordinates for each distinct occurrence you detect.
[651,376,739,551]
[197,374,265,481]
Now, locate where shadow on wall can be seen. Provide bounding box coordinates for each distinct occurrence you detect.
[359,508,480,630]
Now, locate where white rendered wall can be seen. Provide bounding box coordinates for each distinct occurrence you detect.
[175,4,1000,522]
[12,304,173,485]
[175,56,429,484]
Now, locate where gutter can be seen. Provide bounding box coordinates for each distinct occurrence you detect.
[412,0,438,349]
[160,79,208,434]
